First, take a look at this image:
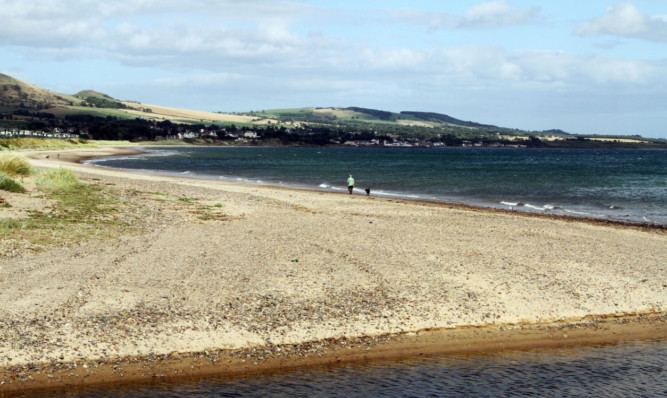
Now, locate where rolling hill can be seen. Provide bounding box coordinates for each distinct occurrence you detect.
[1,73,663,147]
[0,74,259,125]
[0,73,83,109]
[0,74,509,131]
[0,74,512,129]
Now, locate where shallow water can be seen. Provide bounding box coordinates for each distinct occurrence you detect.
[24,339,666,397]
[88,147,667,225]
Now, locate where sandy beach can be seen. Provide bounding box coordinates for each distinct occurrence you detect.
[1,147,665,393]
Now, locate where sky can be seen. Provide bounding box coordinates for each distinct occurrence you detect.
[1,0,666,137]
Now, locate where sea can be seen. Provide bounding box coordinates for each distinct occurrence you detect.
[87,146,667,226]
[64,146,667,396]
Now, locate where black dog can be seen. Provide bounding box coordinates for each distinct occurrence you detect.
[365,187,371,196]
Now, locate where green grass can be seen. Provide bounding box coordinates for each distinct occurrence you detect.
[0,172,26,193]
[0,218,22,230]
[64,106,136,120]
[0,137,91,151]
[0,168,138,248]
[0,152,31,177]
[35,168,81,192]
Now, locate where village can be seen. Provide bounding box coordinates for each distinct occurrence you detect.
[0,123,529,148]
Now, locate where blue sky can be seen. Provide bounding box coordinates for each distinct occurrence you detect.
[1,0,666,137]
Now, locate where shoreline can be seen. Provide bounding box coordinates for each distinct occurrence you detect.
[66,146,667,231]
[2,147,665,393]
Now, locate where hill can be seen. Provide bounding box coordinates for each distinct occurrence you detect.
[399,111,496,128]
[0,74,524,132]
[0,74,663,148]
[73,90,115,100]
[252,107,502,130]
[0,74,259,124]
[73,90,128,109]
[0,73,83,109]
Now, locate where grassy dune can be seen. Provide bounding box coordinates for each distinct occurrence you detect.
[0,138,94,151]
[0,152,31,176]
[0,166,136,249]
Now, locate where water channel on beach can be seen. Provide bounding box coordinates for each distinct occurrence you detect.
[21,339,666,397]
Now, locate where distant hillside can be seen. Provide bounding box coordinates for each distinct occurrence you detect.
[3,74,662,147]
[345,107,394,121]
[74,90,115,100]
[400,111,496,128]
[74,90,127,109]
[0,73,83,109]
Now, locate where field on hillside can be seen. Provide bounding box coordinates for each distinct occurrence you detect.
[121,103,264,124]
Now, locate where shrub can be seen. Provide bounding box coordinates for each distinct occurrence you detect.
[0,152,31,177]
[0,172,26,193]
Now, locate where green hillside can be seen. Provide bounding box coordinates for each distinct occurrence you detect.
[0,73,83,109]
[252,107,501,129]
[74,90,127,109]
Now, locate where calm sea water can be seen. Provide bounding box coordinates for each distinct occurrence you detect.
[28,339,666,397]
[88,147,667,226]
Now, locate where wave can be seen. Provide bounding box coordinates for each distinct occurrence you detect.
[85,149,180,166]
[563,208,599,217]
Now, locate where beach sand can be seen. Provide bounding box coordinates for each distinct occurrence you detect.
[1,147,665,393]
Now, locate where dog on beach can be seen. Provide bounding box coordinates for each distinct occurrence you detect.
[365,187,371,196]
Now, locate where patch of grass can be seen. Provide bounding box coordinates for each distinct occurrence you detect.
[178,197,198,203]
[1,168,139,247]
[0,138,92,151]
[35,168,81,192]
[214,203,223,208]
[195,212,229,221]
[0,218,23,230]
[0,152,31,177]
[0,172,26,193]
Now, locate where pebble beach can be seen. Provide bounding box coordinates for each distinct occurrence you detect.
[1,148,665,393]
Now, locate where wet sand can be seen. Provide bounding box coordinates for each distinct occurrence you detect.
[1,147,665,393]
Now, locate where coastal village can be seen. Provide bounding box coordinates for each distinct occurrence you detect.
[0,125,528,148]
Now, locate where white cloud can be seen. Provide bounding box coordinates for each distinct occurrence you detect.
[575,3,667,43]
[461,1,541,29]
[385,1,542,31]
[1,1,666,136]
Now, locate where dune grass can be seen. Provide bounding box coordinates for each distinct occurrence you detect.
[35,168,81,192]
[0,152,31,177]
[0,172,26,193]
[1,168,140,249]
[0,137,92,151]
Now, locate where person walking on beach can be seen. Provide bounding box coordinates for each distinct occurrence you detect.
[347,174,355,194]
